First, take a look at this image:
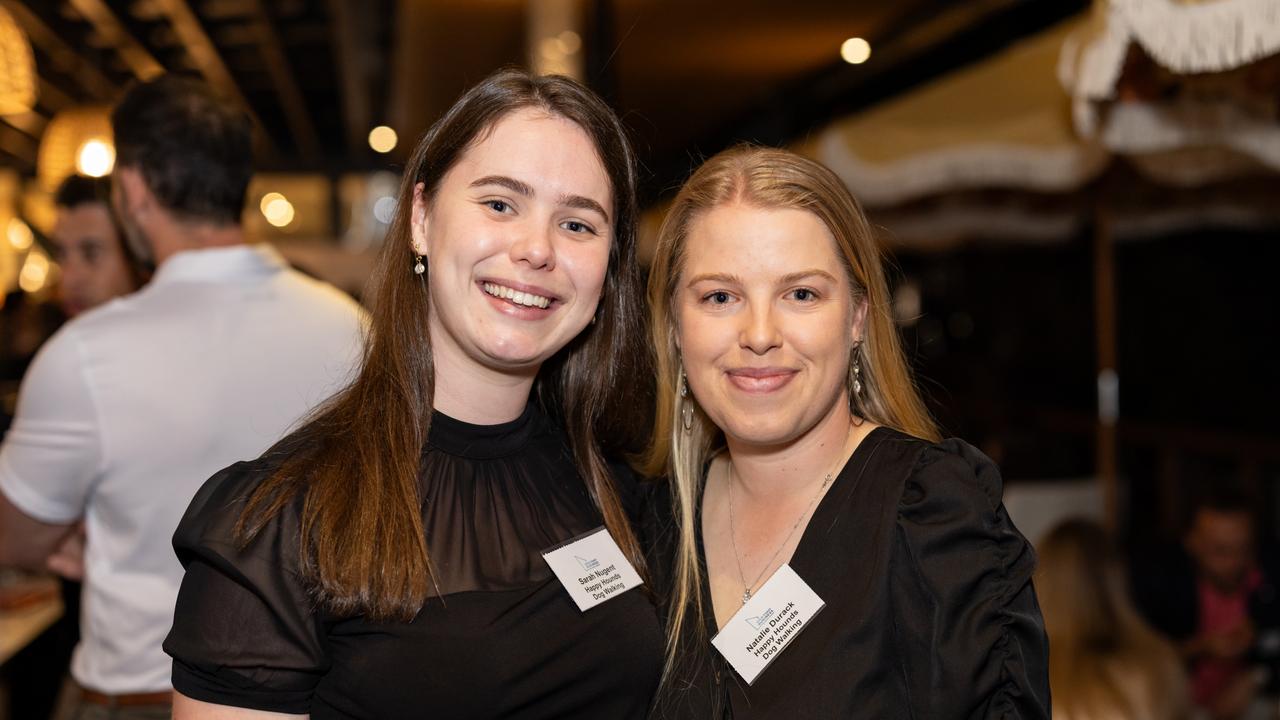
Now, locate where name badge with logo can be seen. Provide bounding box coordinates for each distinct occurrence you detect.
[542,526,644,611]
[710,564,825,684]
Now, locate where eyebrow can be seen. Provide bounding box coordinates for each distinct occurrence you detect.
[469,174,611,224]
[685,269,838,287]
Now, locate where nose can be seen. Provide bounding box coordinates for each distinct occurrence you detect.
[739,301,782,355]
[509,220,556,271]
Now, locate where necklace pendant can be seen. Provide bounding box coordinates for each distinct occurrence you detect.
[742,589,752,604]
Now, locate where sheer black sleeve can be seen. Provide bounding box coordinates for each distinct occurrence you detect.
[163,459,328,714]
[890,439,1051,719]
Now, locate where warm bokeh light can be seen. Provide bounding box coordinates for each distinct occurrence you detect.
[368,125,398,153]
[76,139,115,177]
[841,37,871,65]
[259,192,285,214]
[6,217,33,251]
[263,196,295,228]
[556,30,581,55]
[19,248,49,292]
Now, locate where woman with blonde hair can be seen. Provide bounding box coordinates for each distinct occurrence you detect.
[641,145,1049,718]
[1038,519,1190,720]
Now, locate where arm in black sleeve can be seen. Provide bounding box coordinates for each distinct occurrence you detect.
[891,439,1051,719]
[164,460,328,715]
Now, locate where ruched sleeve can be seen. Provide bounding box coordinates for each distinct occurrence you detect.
[890,439,1050,719]
[162,458,328,714]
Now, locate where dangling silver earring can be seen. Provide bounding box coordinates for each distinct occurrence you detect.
[851,341,864,397]
[679,367,694,433]
[413,254,426,275]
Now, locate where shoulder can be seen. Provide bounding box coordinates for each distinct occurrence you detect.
[276,268,368,324]
[173,449,298,566]
[899,436,1006,519]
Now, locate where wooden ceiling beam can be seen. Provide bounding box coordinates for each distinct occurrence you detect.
[1,0,120,102]
[325,0,372,154]
[66,0,166,80]
[0,123,38,165]
[149,0,275,153]
[245,0,320,155]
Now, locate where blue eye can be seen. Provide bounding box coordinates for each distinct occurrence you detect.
[707,291,731,304]
[791,288,817,302]
[563,220,594,234]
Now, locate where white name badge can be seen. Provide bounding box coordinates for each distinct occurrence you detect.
[542,526,644,612]
[710,564,825,685]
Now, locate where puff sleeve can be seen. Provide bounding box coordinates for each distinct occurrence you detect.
[162,459,329,714]
[890,439,1051,719]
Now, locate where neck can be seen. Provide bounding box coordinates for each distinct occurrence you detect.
[430,343,538,425]
[725,398,858,502]
[151,217,245,266]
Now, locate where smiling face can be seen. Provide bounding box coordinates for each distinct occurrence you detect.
[676,202,865,449]
[411,108,614,381]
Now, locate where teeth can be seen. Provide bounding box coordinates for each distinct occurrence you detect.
[482,282,552,309]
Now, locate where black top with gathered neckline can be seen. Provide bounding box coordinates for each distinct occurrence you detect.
[644,426,1051,719]
[164,403,663,719]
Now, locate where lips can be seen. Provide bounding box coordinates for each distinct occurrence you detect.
[725,367,798,393]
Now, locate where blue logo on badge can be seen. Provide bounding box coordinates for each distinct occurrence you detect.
[575,555,600,570]
[745,607,776,629]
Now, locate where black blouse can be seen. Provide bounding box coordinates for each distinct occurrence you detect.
[645,427,1051,719]
[163,404,663,719]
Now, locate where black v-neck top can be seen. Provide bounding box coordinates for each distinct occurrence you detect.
[644,427,1051,719]
[163,404,663,719]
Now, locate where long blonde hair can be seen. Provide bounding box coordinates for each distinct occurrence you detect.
[641,145,938,693]
[1037,519,1189,720]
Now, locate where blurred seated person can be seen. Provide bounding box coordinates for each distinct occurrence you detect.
[1132,486,1280,719]
[49,174,148,318]
[1038,518,1189,720]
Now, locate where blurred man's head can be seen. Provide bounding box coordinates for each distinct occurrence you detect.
[1185,488,1257,594]
[110,74,253,263]
[51,175,142,317]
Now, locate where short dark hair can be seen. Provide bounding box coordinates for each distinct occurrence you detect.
[111,74,252,225]
[54,174,112,209]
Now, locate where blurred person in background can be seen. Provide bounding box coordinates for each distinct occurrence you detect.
[0,74,365,720]
[1038,518,1190,720]
[50,174,149,318]
[1,174,148,720]
[1132,486,1280,719]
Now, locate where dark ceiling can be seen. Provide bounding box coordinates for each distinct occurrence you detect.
[0,0,1086,201]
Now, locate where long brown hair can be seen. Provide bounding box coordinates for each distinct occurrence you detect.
[1038,519,1189,720]
[641,145,938,690]
[236,69,647,622]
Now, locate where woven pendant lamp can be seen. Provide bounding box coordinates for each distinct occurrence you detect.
[0,5,37,115]
[37,106,114,192]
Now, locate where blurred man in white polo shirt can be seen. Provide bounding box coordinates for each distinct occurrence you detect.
[0,75,365,719]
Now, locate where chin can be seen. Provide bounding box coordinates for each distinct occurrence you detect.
[715,414,806,448]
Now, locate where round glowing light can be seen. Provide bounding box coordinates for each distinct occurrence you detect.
[373,196,396,224]
[540,37,562,61]
[75,139,115,177]
[841,37,871,65]
[368,125,398,153]
[555,30,581,55]
[259,192,286,215]
[7,218,33,251]
[19,249,49,293]
[263,197,295,228]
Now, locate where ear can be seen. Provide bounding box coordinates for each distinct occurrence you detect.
[409,182,430,257]
[851,297,870,346]
[115,166,152,219]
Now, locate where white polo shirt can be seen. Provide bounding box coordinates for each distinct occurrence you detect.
[0,244,365,694]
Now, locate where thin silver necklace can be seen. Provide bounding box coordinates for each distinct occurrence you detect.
[727,424,853,605]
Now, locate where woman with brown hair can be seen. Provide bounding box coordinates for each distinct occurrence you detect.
[1038,519,1190,720]
[641,145,1049,718]
[163,69,662,718]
